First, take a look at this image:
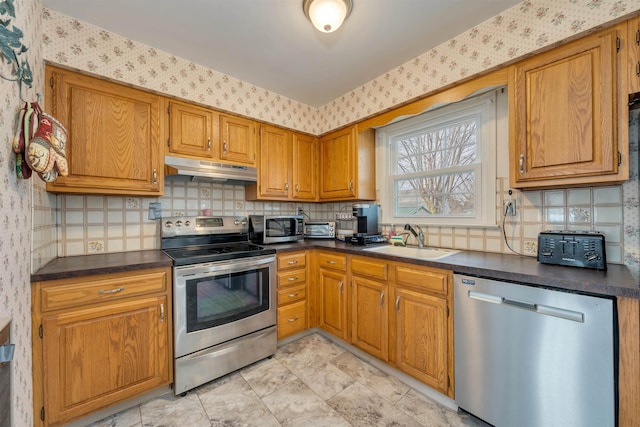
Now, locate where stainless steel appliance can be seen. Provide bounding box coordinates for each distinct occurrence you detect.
[537,230,607,270]
[161,216,277,395]
[454,274,616,427]
[303,221,335,239]
[248,215,304,244]
[164,155,257,182]
[352,203,379,235]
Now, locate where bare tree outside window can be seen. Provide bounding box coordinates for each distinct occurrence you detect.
[392,116,480,218]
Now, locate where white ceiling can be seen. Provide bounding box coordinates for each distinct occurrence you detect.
[43,0,523,107]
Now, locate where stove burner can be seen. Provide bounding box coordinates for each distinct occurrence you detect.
[163,241,275,266]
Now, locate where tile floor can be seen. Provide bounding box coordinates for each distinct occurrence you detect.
[86,333,486,427]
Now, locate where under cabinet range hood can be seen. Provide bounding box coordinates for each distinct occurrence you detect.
[164,155,257,183]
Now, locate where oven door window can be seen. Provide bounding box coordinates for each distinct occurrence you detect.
[185,265,269,333]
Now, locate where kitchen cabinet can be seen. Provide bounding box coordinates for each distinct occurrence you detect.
[350,257,388,361]
[276,251,308,339]
[319,125,375,201]
[246,127,317,201]
[390,264,453,398]
[220,114,257,166]
[32,267,172,427]
[509,24,628,188]
[317,252,349,340]
[167,100,218,159]
[44,66,163,196]
[629,17,640,94]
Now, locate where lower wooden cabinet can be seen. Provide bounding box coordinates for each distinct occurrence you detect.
[351,276,388,361]
[317,252,349,341]
[32,268,172,427]
[276,251,309,339]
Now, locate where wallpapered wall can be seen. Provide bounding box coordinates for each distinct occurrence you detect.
[0,0,42,424]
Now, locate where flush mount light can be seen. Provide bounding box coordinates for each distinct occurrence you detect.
[303,0,353,33]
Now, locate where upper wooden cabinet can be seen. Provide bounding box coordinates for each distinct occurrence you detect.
[167,100,218,159]
[247,126,317,201]
[45,66,163,195]
[629,16,640,94]
[220,115,257,166]
[509,25,628,188]
[319,125,375,201]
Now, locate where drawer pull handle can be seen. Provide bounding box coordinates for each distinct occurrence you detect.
[287,277,299,281]
[287,260,298,265]
[327,260,336,265]
[288,317,299,323]
[288,292,299,298]
[160,303,165,322]
[98,287,124,295]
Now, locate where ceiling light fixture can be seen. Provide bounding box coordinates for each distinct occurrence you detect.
[303,0,353,33]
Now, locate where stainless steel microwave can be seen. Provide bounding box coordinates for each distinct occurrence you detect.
[304,221,335,239]
[248,215,304,244]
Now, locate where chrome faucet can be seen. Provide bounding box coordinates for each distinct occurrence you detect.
[403,224,425,248]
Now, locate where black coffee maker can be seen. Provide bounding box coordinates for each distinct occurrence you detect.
[350,204,383,245]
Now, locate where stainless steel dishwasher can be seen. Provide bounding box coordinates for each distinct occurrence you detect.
[454,274,616,427]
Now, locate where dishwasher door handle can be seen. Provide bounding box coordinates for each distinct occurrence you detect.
[468,291,503,304]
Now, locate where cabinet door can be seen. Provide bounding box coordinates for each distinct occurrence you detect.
[45,66,163,195]
[511,28,618,184]
[220,115,256,165]
[629,17,640,94]
[394,287,448,393]
[168,101,218,159]
[318,268,348,340]
[351,276,388,361]
[292,133,318,200]
[319,128,356,199]
[258,125,292,199]
[42,296,170,426]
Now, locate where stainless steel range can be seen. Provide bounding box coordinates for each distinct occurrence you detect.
[161,216,277,395]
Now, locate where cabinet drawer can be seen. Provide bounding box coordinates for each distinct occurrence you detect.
[277,301,307,339]
[277,269,306,288]
[395,266,448,295]
[317,252,347,271]
[40,270,168,312]
[277,252,307,270]
[277,284,306,306]
[351,257,387,280]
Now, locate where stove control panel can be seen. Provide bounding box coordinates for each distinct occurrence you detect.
[537,230,606,270]
[161,216,247,238]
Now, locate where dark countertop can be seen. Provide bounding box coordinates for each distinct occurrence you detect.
[272,240,640,298]
[31,242,639,298]
[31,250,173,282]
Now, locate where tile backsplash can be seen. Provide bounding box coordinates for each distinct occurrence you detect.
[56,177,625,265]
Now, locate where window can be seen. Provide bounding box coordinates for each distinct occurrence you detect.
[376,90,502,227]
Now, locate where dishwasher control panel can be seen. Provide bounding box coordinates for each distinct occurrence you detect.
[537,230,606,270]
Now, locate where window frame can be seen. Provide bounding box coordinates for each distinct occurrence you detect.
[376,90,500,227]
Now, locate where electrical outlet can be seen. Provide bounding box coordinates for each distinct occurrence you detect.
[148,202,162,220]
[503,199,516,216]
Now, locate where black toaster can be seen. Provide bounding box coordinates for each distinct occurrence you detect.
[537,230,607,270]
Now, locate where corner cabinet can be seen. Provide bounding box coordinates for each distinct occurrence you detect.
[32,268,172,427]
[509,24,629,188]
[319,125,375,201]
[45,66,163,196]
[246,127,317,201]
[167,100,219,159]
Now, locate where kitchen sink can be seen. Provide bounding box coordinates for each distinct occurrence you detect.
[363,245,459,260]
